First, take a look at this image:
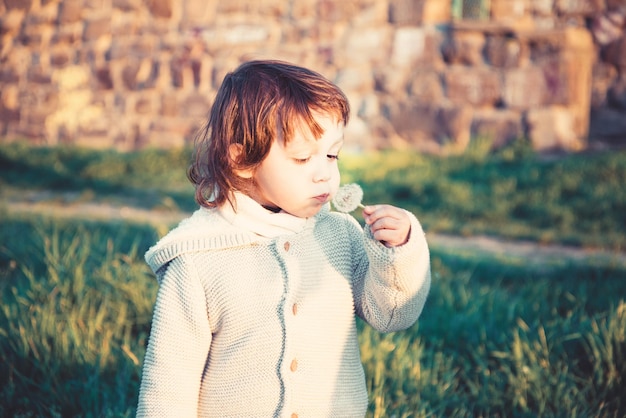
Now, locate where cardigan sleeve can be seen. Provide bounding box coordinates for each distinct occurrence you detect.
[137,256,212,417]
[350,211,431,332]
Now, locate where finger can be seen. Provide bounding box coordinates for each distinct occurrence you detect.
[369,216,403,233]
[371,228,409,247]
[363,205,405,225]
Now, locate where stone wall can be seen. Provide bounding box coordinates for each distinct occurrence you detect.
[0,0,625,153]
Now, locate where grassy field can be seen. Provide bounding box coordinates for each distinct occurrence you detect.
[1,142,625,417]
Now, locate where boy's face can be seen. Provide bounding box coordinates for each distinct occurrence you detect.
[248,114,344,218]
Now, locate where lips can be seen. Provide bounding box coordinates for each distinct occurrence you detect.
[313,193,330,203]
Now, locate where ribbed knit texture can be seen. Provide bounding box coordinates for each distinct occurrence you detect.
[137,196,431,417]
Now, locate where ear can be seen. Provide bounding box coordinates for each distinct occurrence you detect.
[229,143,254,179]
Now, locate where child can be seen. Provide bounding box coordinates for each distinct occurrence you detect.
[137,60,431,417]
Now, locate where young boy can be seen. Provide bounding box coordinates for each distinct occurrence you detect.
[137,59,431,417]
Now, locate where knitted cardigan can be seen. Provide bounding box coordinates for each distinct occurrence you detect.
[137,194,431,418]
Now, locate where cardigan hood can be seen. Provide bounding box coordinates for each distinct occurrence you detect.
[145,193,329,281]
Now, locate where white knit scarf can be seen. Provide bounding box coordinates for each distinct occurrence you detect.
[218,192,315,238]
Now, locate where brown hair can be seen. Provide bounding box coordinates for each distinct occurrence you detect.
[187,60,350,208]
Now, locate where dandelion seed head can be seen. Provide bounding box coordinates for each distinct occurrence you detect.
[332,183,364,213]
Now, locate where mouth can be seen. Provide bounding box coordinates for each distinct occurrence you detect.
[313,193,330,203]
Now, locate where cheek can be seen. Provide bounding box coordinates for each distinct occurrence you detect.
[330,167,341,192]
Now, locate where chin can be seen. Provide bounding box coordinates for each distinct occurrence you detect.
[290,206,323,219]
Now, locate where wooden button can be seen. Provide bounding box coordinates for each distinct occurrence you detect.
[291,414,298,418]
[290,358,298,372]
[292,303,298,315]
[284,241,290,251]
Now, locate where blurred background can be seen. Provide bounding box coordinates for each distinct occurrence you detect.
[1,0,625,154]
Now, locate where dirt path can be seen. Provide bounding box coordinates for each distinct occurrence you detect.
[3,195,625,269]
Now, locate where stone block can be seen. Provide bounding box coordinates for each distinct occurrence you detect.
[0,103,20,123]
[603,36,626,71]
[444,67,502,106]
[355,93,380,119]
[53,22,83,44]
[4,0,32,11]
[556,0,603,15]
[530,0,555,15]
[607,0,626,10]
[148,118,191,148]
[19,23,46,46]
[341,26,391,65]
[608,75,626,109]
[391,27,427,67]
[389,0,422,25]
[0,65,20,83]
[53,65,90,90]
[27,66,52,84]
[484,35,524,68]
[50,48,72,67]
[181,0,218,28]
[350,1,388,26]
[387,101,473,152]
[389,0,450,26]
[438,104,474,151]
[95,66,114,89]
[387,28,445,70]
[122,62,139,90]
[532,16,557,30]
[317,0,360,22]
[290,0,318,20]
[147,0,172,18]
[14,122,47,140]
[422,0,451,24]
[442,31,486,66]
[588,107,626,144]
[471,109,524,148]
[58,0,82,24]
[592,11,624,45]
[1,84,19,109]
[503,67,546,109]
[373,67,409,96]
[83,16,110,41]
[529,28,594,136]
[335,66,374,93]
[526,106,585,151]
[591,61,618,107]
[135,96,153,114]
[180,92,210,119]
[491,0,528,21]
[24,108,49,125]
[111,14,138,37]
[0,9,25,35]
[408,69,444,102]
[113,0,143,12]
[160,92,179,117]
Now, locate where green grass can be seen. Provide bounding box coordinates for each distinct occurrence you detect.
[0,142,195,213]
[339,142,626,251]
[1,142,625,416]
[2,140,625,249]
[1,217,624,417]
[0,219,159,417]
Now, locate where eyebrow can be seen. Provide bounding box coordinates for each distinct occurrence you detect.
[288,135,344,154]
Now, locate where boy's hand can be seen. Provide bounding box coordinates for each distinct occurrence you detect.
[362,204,411,248]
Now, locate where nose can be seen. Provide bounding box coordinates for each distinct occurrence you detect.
[313,158,332,183]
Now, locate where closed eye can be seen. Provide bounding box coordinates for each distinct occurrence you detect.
[327,154,339,161]
[294,157,311,164]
